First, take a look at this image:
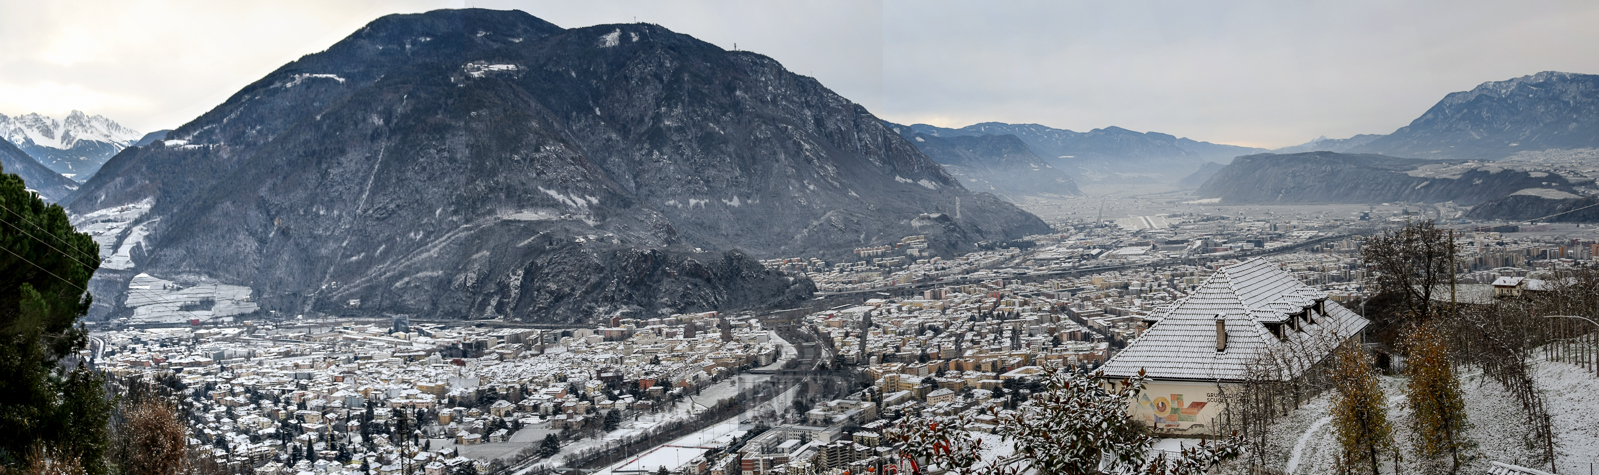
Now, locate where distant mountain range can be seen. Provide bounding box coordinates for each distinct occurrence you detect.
[67,9,1046,323]
[0,111,141,181]
[1191,71,1599,222]
[1350,71,1599,160]
[1271,134,1385,154]
[1196,152,1579,206]
[0,138,78,202]
[884,122,1081,199]
[904,122,1265,184]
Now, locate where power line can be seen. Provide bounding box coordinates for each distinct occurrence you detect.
[0,205,215,324]
[0,205,99,271]
[1524,200,1599,223]
[0,241,87,294]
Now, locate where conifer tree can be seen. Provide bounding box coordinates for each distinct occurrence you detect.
[1404,322,1473,472]
[539,433,560,458]
[0,165,107,472]
[1329,343,1393,474]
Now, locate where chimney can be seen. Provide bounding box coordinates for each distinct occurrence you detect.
[1215,315,1227,352]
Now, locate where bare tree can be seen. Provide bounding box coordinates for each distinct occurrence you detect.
[17,445,88,475]
[116,398,189,475]
[1361,221,1457,331]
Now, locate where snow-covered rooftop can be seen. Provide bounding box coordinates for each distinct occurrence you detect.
[1099,258,1367,382]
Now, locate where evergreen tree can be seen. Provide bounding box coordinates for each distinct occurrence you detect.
[603,410,621,432]
[0,166,106,472]
[1405,322,1473,472]
[539,433,560,458]
[1330,343,1394,474]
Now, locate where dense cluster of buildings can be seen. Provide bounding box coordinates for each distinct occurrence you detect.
[85,196,1599,475]
[92,312,786,474]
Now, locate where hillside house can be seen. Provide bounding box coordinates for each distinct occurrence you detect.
[1099,258,1368,436]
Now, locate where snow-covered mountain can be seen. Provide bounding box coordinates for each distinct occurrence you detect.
[0,111,141,181]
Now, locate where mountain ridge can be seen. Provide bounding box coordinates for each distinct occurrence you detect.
[1196,151,1576,206]
[1351,71,1599,160]
[67,9,1046,323]
[884,122,1081,199]
[0,111,140,180]
[905,121,1264,183]
[0,138,79,202]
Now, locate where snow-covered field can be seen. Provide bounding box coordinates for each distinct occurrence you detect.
[606,445,710,473]
[71,199,152,262]
[123,273,259,324]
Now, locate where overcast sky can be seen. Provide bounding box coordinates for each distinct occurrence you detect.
[3,1,1597,148]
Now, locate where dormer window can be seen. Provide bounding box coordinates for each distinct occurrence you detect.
[1264,322,1286,340]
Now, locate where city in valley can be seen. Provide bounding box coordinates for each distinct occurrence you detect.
[8,4,1599,475]
[87,190,1599,474]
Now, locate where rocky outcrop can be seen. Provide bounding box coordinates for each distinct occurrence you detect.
[66,9,1046,323]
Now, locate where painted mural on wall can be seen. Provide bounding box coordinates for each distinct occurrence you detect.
[1137,393,1208,429]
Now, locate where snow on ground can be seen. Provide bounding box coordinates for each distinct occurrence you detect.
[283,73,346,87]
[606,445,712,474]
[1512,188,1585,200]
[71,199,153,261]
[1536,357,1599,471]
[518,331,798,474]
[1215,350,1599,474]
[102,219,154,270]
[122,273,259,324]
[1283,414,1333,473]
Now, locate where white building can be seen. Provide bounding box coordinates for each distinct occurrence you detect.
[1099,258,1368,436]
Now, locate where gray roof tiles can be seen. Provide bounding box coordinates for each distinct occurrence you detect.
[1100,258,1367,382]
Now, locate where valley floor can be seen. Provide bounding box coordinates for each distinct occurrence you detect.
[1013,184,1428,225]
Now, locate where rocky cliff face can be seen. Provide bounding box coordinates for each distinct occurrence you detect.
[1196,152,1577,206]
[885,123,1080,199]
[0,139,77,202]
[67,9,1046,323]
[1352,72,1599,160]
[907,122,1262,184]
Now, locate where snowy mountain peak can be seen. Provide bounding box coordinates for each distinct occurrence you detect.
[0,110,141,150]
[0,111,142,180]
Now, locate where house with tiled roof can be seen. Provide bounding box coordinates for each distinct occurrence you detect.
[1099,258,1368,436]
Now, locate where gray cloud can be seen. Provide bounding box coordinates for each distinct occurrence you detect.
[2,1,1596,147]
